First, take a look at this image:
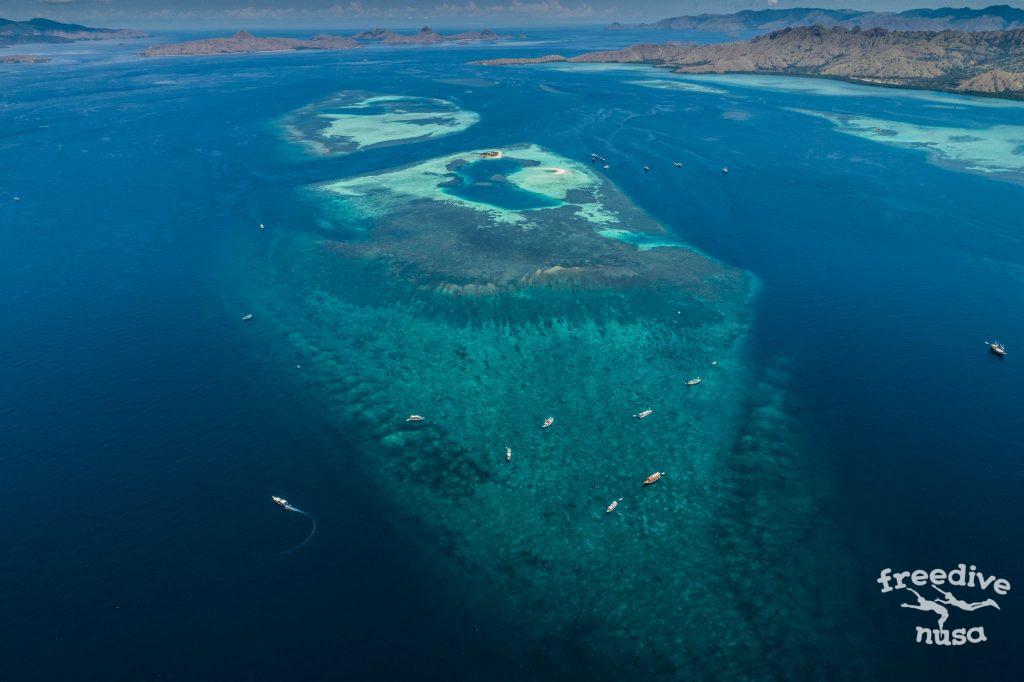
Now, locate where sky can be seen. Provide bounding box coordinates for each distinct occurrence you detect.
[1,0,1022,27]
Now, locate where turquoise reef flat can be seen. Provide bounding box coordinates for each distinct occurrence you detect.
[313,144,742,296]
[283,92,479,156]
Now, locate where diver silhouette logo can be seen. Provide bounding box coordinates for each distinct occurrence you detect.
[879,564,1010,646]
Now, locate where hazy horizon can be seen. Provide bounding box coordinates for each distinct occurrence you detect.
[4,0,1024,30]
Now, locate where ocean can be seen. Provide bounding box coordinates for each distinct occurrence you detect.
[1,27,1022,680]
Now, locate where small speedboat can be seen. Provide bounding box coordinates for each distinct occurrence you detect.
[242,313,253,321]
[674,161,683,168]
[686,377,703,386]
[711,361,718,367]
[603,164,610,169]
[606,498,622,513]
[990,341,1007,357]
[542,417,554,429]
[272,496,289,508]
[721,167,729,175]
[13,196,20,202]
[634,408,654,420]
[643,471,665,485]
[643,165,651,173]
[259,223,265,230]
[406,414,425,422]
[505,446,512,462]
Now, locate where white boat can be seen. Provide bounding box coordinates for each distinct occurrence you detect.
[721,167,729,175]
[674,161,683,168]
[606,498,622,513]
[990,341,1007,357]
[242,313,253,321]
[634,408,654,420]
[643,471,665,485]
[505,446,512,462]
[259,223,265,230]
[643,165,651,173]
[686,377,702,386]
[542,417,554,429]
[711,361,718,367]
[272,496,289,508]
[406,414,425,422]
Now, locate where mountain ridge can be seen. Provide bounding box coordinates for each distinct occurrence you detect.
[0,17,145,47]
[610,5,1024,33]
[478,25,1024,99]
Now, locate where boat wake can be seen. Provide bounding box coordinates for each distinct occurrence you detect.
[272,496,318,554]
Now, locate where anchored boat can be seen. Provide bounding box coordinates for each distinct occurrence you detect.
[606,498,622,513]
[989,341,1007,357]
[505,446,512,462]
[643,472,665,485]
[541,417,554,429]
[634,408,654,420]
[686,377,703,386]
[242,313,253,321]
[406,414,425,422]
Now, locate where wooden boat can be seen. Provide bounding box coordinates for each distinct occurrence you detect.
[541,417,554,429]
[606,498,622,513]
[634,408,654,420]
[643,472,665,485]
[406,414,425,422]
[686,377,702,386]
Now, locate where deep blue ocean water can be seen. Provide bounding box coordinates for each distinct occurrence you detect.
[2,27,1023,680]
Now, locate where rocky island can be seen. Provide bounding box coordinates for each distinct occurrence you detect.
[477,25,1024,98]
[0,54,50,63]
[353,26,514,44]
[612,4,1024,33]
[0,17,145,47]
[141,26,517,58]
[140,31,357,57]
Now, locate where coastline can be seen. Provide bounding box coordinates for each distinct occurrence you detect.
[475,55,1024,102]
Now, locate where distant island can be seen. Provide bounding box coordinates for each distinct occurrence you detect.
[0,54,50,63]
[141,26,518,57]
[352,26,516,44]
[610,4,1024,33]
[140,31,357,57]
[0,17,145,47]
[477,25,1024,99]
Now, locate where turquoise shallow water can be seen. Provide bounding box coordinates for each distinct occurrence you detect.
[2,28,1023,680]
